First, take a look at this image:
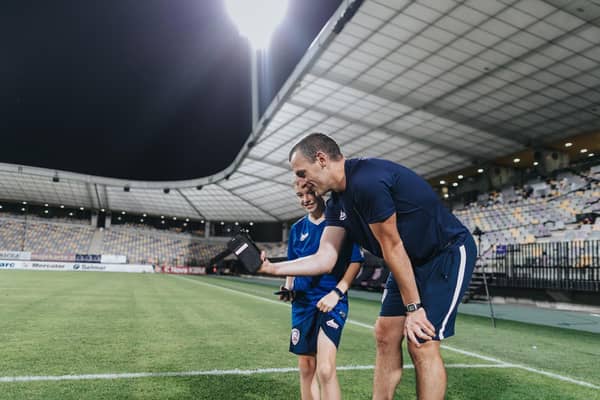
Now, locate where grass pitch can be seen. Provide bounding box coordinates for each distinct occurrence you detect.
[0,270,598,399]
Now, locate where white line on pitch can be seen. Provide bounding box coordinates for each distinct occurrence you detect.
[175,276,600,390]
[0,364,514,383]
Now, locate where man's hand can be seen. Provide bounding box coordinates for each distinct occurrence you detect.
[257,251,275,274]
[404,308,435,347]
[316,290,340,313]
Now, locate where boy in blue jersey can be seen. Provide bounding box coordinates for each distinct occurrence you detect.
[282,180,363,400]
[260,133,476,400]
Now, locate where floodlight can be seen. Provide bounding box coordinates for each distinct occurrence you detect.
[225,0,289,49]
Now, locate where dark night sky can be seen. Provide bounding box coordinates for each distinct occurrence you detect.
[1,0,341,181]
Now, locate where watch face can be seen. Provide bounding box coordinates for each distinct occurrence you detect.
[407,304,417,312]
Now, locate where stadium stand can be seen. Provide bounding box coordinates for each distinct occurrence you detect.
[24,222,94,256]
[0,214,224,267]
[101,226,224,266]
[0,216,94,256]
[1,165,597,292]
[454,171,600,252]
[0,219,26,251]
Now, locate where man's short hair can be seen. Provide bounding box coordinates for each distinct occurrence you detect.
[288,133,343,162]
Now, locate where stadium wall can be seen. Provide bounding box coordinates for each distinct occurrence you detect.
[0,260,153,273]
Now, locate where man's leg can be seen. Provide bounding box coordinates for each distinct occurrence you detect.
[372,316,405,400]
[298,355,319,400]
[316,329,341,400]
[408,340,445,400]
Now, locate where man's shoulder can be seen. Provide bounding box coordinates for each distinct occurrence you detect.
[345,158,396,191]
[348,158,400,178]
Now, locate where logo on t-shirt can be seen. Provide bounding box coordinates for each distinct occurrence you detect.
[326,319,339,329]
[300,232,309,241]
[339,210,347,221]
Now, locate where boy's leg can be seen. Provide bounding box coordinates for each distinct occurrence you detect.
[298,354,319,400]
[316,328,341,400]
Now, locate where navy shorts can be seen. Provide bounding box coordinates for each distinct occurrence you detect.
[289,298,348,355]
[380,234,476,340]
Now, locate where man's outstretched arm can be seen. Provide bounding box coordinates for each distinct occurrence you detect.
[259,226,346,276]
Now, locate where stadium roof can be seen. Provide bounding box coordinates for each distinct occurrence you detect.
[2,0,599,222]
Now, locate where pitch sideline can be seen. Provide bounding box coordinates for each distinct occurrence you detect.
[0,364,517,383]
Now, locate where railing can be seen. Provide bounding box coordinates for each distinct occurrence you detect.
[488,240,600,292]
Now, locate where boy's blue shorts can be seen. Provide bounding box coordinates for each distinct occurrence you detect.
[289,298,348,355]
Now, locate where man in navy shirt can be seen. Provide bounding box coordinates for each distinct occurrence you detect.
[260,133,476,400]
[283,180,363,400]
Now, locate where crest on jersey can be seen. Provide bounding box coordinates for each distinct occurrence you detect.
[339,209,347,221]
[291,328,300,345]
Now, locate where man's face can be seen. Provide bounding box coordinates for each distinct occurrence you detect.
[290,151,330,196]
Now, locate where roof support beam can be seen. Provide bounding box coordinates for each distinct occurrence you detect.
[176,189,206,220]
[215,183,280,221]
[288,99,475,160]
[310,67,525,147]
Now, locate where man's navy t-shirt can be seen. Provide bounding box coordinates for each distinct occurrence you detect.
[325,158,468,267]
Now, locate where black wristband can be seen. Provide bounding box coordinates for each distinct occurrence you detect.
[333,287,345,298]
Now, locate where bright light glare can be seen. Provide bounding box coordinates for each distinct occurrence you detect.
[225,0,288,49]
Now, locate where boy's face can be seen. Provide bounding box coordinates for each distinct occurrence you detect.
[295,181,322,213]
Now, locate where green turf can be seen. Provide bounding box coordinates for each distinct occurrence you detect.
[0,270,598,399]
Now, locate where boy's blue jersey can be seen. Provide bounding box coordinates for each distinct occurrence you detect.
[325,158,469,267]
[287,215,363,303]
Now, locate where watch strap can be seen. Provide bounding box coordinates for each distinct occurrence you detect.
[406,302,422,312]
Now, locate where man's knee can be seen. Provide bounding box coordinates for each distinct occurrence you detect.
[407,340,442,367]
[374,317,404,351]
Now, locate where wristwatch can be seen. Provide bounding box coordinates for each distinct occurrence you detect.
[333,287,345,299]
[405,302,422,312]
